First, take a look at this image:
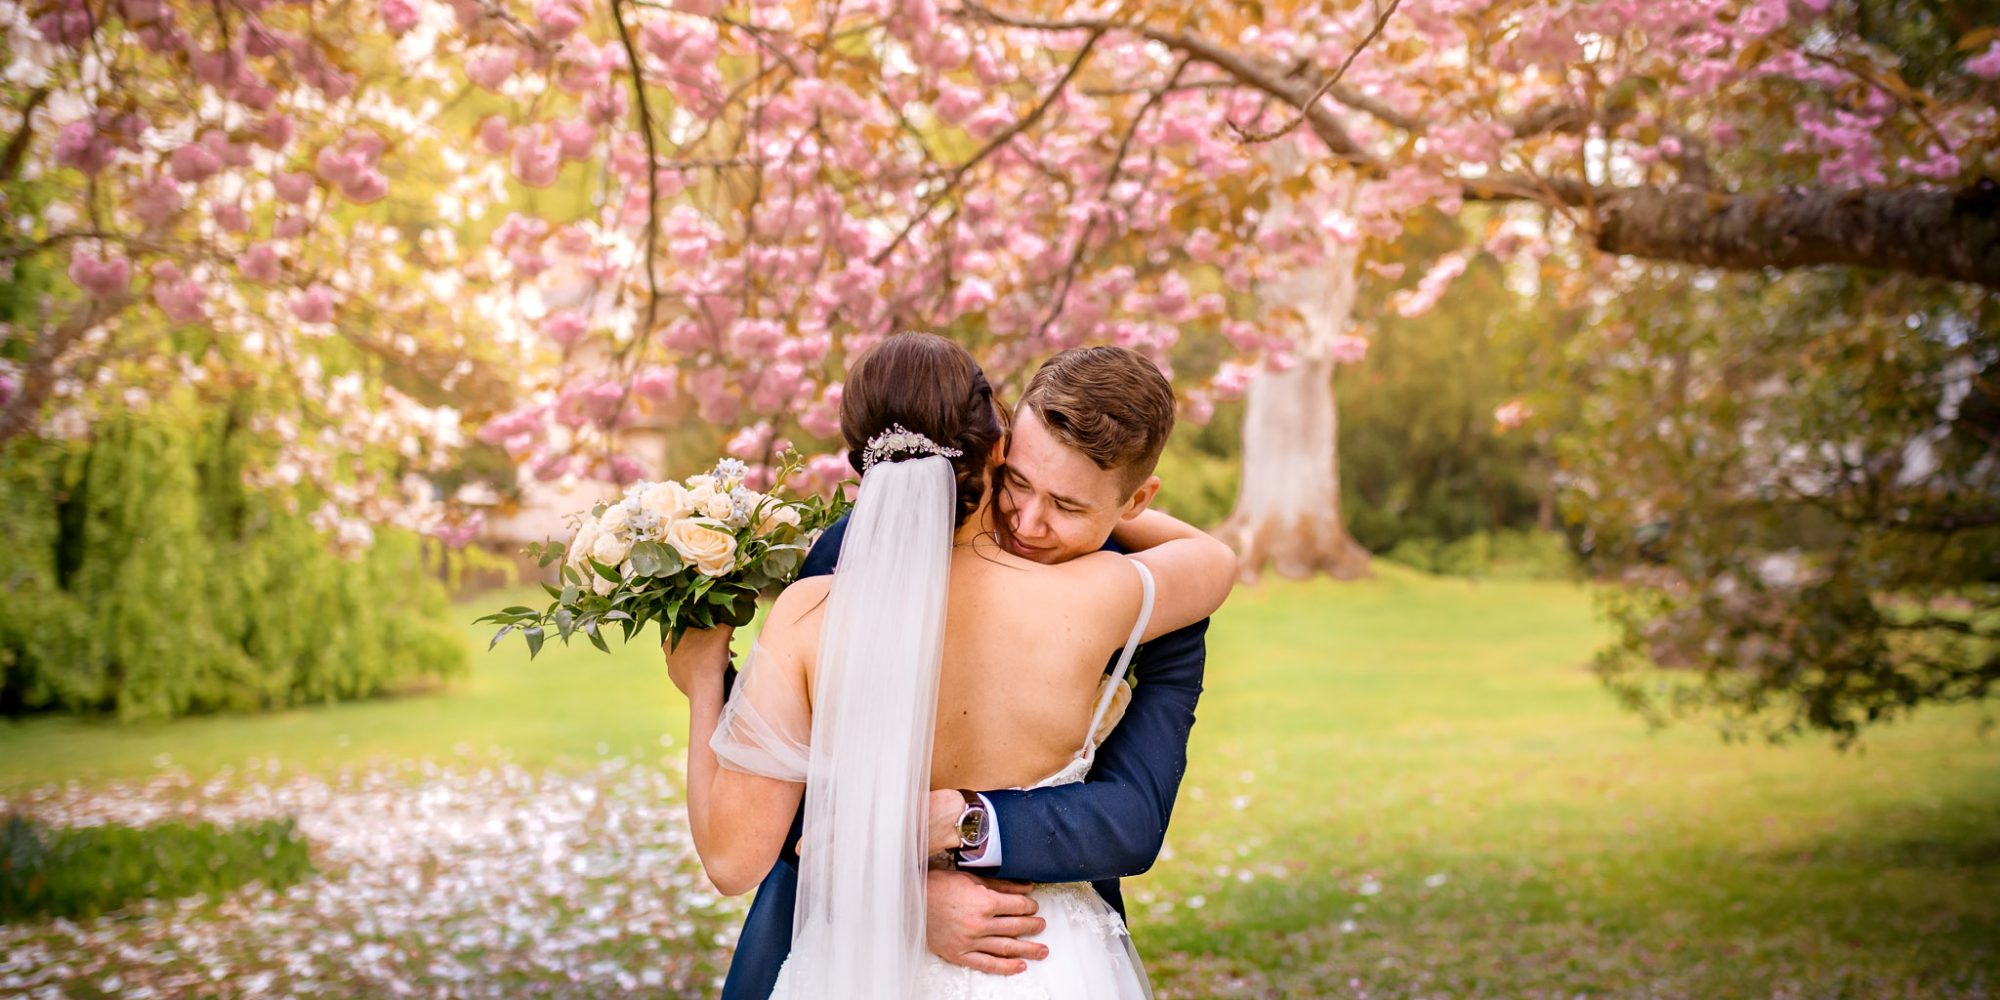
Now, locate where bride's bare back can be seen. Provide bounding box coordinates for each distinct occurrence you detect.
[757,538,1146,792]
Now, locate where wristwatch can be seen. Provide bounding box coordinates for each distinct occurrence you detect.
[954,789,991,854]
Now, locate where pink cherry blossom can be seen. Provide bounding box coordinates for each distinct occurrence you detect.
[54,122,115,175]
[1329,334,1369,365]
[290,283,339,323]
[535,0,585,38]
[465,46,518,91]
[631,366,678,401]
[554,119,596,161]
[132,176,183,228]
[150,262,206,323]
[478,115,514,154]
[544,309,590,348]
[240,242,282,283]
[380,0,420,34]
[212,201,250,232]
[511,128,562,187]
[169,142,223,182]
[274,170,315,204]
[67,249,133,297]
[1967,42,2000,79]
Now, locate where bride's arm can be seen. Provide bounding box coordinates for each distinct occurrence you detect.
[1102,509,1235,642]
[669,624,808,896]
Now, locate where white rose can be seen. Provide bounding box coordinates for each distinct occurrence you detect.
[685,474,717,492]
[592,573,616,596]
[567,518,600,569]
[756,503,801,537]
[700,492,735,522]
[598,504,633,537]
[640,481,694,525]
[666,517,739,577]
[591,527,633,567]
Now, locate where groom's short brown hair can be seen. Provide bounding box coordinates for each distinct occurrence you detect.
[1018,346,1177,491]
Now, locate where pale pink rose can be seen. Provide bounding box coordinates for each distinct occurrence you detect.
[477,115,513,155]
[240,242,282,283]
[274,170,315,204]
[544,309,589,348]
[290,283,338,323]
[380,0,420,34]
[169,142,222,182]
[67,249,132,297]
[465,46,518,90]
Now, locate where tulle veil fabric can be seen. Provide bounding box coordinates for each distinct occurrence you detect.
[709,454,956,998]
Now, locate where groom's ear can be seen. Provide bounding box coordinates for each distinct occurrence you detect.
[1118,474,1162,520]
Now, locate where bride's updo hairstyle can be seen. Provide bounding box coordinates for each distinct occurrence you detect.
[840,332,1005,529]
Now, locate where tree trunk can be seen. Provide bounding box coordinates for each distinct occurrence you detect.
[1215,159,1372,582]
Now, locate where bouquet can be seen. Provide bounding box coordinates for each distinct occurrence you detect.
[480,455,850,657]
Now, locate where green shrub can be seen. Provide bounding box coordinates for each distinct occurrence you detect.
[0,391,468,720]
[1385,529,1579,580]
[0,814,314,923]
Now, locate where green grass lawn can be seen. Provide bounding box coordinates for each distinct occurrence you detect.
[2,566,1995,997]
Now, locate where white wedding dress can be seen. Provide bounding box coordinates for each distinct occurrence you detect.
[740,561,1158,1000]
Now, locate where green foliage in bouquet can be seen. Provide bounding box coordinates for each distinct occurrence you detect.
[479,455,852,656]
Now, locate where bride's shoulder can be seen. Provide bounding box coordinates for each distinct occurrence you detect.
[768,574,833,625]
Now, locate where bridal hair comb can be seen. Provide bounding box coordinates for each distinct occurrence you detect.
[861,424,963,472]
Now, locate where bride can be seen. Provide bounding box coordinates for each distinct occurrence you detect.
[666,333,1235,998]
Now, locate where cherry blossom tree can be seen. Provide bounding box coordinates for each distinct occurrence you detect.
[5,0,1995,580]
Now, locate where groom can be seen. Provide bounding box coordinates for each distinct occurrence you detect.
[718,345,1212,1000]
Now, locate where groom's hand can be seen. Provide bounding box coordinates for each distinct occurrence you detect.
[925,870,1047,975]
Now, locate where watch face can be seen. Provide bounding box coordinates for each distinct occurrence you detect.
[958,807,989,848]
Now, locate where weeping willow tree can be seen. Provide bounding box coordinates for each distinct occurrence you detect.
[0,390,466,721]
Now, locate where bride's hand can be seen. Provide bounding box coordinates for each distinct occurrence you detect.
[664,625,734,697]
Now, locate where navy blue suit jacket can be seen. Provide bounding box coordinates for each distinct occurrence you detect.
[718,517,1209,1000]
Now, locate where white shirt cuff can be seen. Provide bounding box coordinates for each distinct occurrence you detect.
[957,793,1003,868]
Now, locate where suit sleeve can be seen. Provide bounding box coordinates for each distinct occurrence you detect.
[976,617,1208,884]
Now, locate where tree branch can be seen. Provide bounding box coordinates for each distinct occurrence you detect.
[1233,0,1403,144]
[608,0,662,356]
[0,293,136,449]
[871,22,1109,268]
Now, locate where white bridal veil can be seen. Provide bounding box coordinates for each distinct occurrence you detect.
[711,452,956,997]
